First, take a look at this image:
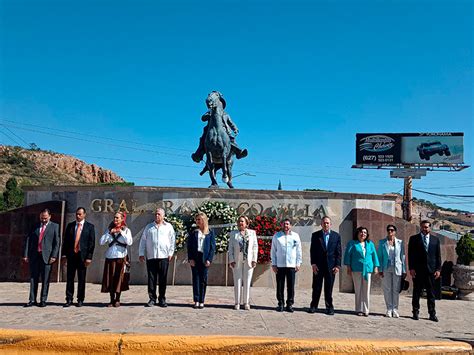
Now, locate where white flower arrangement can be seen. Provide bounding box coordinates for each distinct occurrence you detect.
[165,214,188,252]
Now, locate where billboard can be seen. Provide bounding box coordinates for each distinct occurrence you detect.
[356,133,464,166]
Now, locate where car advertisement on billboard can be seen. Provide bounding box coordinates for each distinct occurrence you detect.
[356,133,464,166]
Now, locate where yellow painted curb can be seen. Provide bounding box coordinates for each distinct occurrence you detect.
[0,328,471,354]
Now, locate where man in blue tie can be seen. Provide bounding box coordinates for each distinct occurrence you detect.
[408,220,441,322]
[309,216,342,315]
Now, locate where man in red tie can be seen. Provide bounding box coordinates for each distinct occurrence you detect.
[23,208,60,307]
[61,207,96,307]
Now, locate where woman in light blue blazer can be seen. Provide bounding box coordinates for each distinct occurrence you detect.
[344,226,380,316]
[377,224,406,318]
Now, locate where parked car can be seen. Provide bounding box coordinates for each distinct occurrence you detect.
[417,141,451,160]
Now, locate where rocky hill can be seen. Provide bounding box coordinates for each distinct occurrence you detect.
[0,145,126,189]
[387,193,473,235]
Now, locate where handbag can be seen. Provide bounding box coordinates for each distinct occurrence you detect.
[121,254,131,291]
[399,274,409,293]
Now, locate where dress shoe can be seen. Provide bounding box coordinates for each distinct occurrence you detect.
[412,312,419,320]
[326,308,335,316]
[191,153,202,163]
[24,301,36,308]
[76,301,84,307]
[158,302,168,308]
[38,301,47,308]
[114,302,120,308]
[236,149,248,159]
[286,305,294,313]
[276,305,284,312]
[429,314,439,322]
[145,300,155,307]
[308,307,316,314]
[64,301,73,308]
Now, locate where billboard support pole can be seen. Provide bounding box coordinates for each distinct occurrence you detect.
[402,176,413,222]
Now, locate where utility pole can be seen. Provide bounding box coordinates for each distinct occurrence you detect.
[402,176,413,222]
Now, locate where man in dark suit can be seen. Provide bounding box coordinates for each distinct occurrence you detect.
[309,216,342,315]
[61,207,96,307]
[23,208,60,307]
[408,220,441,322]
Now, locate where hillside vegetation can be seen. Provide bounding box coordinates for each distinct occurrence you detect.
[0,145,126,189]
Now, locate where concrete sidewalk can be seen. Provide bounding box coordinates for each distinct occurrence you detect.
[0,282,472,353]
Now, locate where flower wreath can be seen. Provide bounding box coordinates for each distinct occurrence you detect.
[194,200,238,254]
[165,214,188,252]
[250,215,281,264]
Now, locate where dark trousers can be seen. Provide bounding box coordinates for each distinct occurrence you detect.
[146,258,169,303]
[276,267,296,306]
[311,269,335,310]
[28,252,52,303]
[66,253,87,302]
[412,271,436,315]
[191,253,208,303]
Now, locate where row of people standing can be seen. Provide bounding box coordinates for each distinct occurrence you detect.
[22,208,441,321]
[267,216,440,321]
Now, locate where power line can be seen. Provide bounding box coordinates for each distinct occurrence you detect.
[1,119,191,152]
[0,122,189,158]
[0,130,23,147]
[0,119,417,181]
[74,153,402,185]
[2,126,30,147]
[418,185,474,190]
[412,188,474,198]
[2,119,471,194]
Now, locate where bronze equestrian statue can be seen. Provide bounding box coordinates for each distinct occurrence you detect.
[192,91,248,188]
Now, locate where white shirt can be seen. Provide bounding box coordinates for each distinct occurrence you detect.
[271,231,302,268]
[100,227,133,259]
[197,230,206,252]
[388,244,395,266]
[139,221,176,259]
[422,233,430,250]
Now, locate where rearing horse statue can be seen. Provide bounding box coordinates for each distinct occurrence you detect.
[204,91,233,188]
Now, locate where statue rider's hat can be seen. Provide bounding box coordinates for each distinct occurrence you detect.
[208,91,226,109]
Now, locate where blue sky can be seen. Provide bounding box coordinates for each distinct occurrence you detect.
[1,0,473,211]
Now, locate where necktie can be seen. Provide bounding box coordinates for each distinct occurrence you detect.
[38,224,46,252]
[325,234,329,248]
[423,235,429,252]
[74,223,82,253]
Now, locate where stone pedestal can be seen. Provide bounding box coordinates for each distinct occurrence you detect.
[453,264,474,301]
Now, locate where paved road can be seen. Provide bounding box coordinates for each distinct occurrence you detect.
[0,282,472,346]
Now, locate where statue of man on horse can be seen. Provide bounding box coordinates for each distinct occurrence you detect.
[191,91,248,188]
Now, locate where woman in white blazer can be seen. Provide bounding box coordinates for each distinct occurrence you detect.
[228,216,258,310]
[377,224,407,318]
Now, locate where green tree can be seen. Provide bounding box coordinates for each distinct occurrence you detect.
[3,178,24,210]
[456,233,474,266]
